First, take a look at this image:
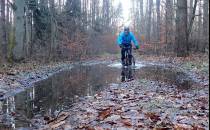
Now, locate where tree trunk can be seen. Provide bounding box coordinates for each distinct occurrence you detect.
[175,0,188,57]
[102,0,110,30]
[139,0,145,38]
[146,0,153,42]
[198,1,203,52]
[203,0,209,51]
[156,0,160,41]
[0,0,7,62]
[59,0,62,13]
[13,0,26,61]
[24,5,30,57]
[187,0,198,51]
[92,0,96,28]
[189,0,194,23]
[82,0,88,30]
[166,0,173,45]
[49,0,56,59]
[187,0,198,38]
[6,0,10,56]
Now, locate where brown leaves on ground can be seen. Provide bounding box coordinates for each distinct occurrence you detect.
[153,127,172,130]
[174,124,206,130]
[45,112,70,129]
[77,125,95,130]
[145,112,161,122]
[121,119,132,127]
[56,80,208,130]
[98,107,112,121]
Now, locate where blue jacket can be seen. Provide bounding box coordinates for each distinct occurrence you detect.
[117,32,139,47]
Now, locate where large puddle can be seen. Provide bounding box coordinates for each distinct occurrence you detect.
[0,63,195,129]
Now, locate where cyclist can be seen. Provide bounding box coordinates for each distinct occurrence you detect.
[117,27,140,66]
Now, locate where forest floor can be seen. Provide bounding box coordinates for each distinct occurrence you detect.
[0,53,209,129]
[32,53,208,130]
[0,58,109,99]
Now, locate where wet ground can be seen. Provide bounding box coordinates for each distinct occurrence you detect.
[0,62,202,129]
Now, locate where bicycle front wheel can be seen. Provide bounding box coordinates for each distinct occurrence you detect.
[132,55,135,67]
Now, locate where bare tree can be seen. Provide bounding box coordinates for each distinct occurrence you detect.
[13,0,26,61]
[165,0,174,45]
[187,0,198,51]
[175,0,188,57]
[0,0,7,62]
[156,0,160,41]
[140,0,144,36]
[146,0,153,42]
[203,0,209,51]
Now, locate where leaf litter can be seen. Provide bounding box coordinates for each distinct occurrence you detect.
[34,78,208,130]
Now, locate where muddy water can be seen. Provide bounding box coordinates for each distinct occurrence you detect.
[0,63,194,129]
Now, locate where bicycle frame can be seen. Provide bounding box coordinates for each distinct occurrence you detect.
[122,46,136,67]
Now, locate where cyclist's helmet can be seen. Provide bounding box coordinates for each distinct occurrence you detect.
[124,27,130,32]
[124,27,130,35]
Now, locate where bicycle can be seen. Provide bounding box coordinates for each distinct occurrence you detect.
[122,46,136,67]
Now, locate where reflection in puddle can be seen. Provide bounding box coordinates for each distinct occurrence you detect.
[121,67,135,82]
[0,64,121,128]
[0,63,194,129]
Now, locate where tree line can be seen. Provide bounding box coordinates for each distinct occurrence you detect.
[0,0,209,64]
[131,0,209,56]
[0,0,122,63]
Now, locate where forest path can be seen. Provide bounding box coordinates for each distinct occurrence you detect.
[0,56,209,129]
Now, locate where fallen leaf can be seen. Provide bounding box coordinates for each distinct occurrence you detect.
[94,126,104,130]
[78,125,95,130]
[192,125,205,130]
[121,119,132,127]
[136,122,144,128]
[106,121,117,125]
[50,121,65,129]
[174,124,192,130]
[145,112,161,122]
[48,112,69,127]
[98,107,112,120]
[153,127,171,130]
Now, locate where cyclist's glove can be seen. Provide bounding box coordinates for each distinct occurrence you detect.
[136,45,140,49]
[119,44,123,48]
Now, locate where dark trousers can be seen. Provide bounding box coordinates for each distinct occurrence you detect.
[121,45,132,65]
